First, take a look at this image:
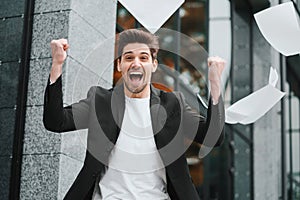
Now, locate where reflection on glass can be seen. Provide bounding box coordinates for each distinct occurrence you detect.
[117,3,135,29]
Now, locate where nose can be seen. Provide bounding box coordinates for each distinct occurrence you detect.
[132,57,142,67]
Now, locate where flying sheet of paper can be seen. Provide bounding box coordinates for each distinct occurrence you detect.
[225,67,285,125]
[254,2,300,56]
[118,0,184,33]
[268,67,278,87]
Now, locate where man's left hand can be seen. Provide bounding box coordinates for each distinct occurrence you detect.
[207,56,226,105]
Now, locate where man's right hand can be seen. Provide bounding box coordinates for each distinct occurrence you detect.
[49,39,69,83]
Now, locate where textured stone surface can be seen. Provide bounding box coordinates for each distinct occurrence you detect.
[26,55,111,107]
[57,154,84,200]
[61,129,87,162]
[67,11,105,64]
[31,11,69,59]
[0,17,23,62]
[0,62,20,108]
[27,58,52,106]
[79,35,115,82]
[27,57,71,106]
[0,156,12,200]
[20,1,117,199]
[23,105,61,154]
[98,77,113,89]
[20,154,60,200]
[34,0,71,13]
[64,57,100,104]
[0,0,25,18]
[0,109,15,156]
[71,0,117,36]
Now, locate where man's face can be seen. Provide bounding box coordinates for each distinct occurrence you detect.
[118,43,157,96]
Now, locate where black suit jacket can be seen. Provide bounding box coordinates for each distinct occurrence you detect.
[43,76,225,200]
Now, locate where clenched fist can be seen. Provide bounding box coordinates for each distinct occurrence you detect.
[50,38,69,65]
[207,56,226,105]
[49,39,69,83]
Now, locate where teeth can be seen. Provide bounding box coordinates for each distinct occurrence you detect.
[129,72,142,75]
[129,71,143,81]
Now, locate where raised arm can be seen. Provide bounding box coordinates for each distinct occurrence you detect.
[182,56,226,146]
[43,39,93,132]
[49,39,68,83]
[181,95,225,147]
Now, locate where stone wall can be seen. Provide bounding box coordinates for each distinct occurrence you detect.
[20,0,117,199]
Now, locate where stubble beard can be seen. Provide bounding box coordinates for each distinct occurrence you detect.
[124,81,148,94]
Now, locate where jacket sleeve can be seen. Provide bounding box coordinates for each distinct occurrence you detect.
[180,93,225,147]
[43,75,95,132]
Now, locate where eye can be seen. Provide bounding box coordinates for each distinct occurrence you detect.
[140,56,149,61]
[124,56,133,60]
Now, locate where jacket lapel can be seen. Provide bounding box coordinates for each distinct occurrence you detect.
[111,83,125,134]
[93,84,199,200]
[94,84,125,145]
[110,84,161,145]
[150,85,161,139]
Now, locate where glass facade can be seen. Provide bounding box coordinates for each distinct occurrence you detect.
[0,0,26,199]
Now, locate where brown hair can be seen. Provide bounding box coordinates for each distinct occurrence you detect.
[117,29,159,60]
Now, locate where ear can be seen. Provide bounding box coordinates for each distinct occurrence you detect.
[117,59,121,72]
[152,59,158,73]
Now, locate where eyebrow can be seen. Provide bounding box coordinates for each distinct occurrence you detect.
[122,51,150,56]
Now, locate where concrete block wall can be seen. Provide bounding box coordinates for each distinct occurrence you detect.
[20,0,117,199]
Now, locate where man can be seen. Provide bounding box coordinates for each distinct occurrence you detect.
[43,29,225,200]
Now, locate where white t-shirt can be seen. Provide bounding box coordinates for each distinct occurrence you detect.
[98,96,170,200]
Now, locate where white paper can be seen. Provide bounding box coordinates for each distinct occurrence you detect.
[225,109,247,124]
[254,2,300,56]
[118,0,184,33]
[268,67,278,87]
[225,67,285,125]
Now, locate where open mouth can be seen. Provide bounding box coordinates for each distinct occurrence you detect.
[129,72,143,82]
